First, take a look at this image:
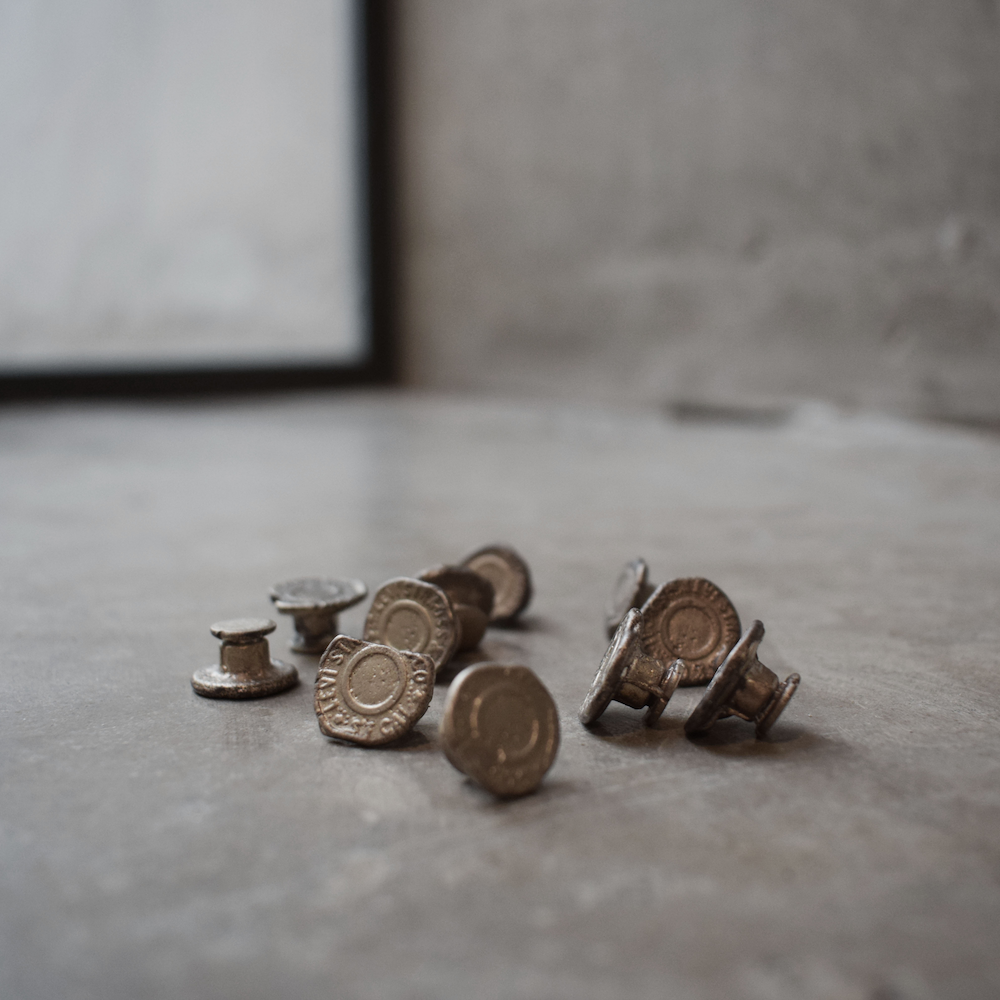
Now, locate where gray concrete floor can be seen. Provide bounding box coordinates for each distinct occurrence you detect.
[1,391,998,1000]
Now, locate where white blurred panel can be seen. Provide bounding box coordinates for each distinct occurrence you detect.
[0,0,363,366]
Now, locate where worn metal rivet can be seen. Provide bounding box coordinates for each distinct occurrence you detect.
[363,577,459,674]
[440,662,560,797]
[685,620,800,738]
[460,544,532,624]
[640,577,741,686]
[605,557,657,638]
[192,618,299,699]
[580,608,683,727]
[270,577,368,653]
[314,635,435,746]
[417,564,494,651]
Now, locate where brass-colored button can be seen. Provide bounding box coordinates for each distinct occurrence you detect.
[580,608,683,727]
[269,577,367,653]
[315,635,434,746]
[460,544,532,624]
[640,577,741,685]
[605,557,657,638]
[192,618,299,699]
[417,564,494,651]
[363,577,459,675]
[440,663,560,797]
[685,620,800,738]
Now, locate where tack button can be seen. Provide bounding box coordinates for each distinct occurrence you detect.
[580,608,683,727]
[639,577,742,686]
[684,620,800,738]
[270,577,368,654]
[363,577,459,675]
[315,636,435,746]
[460,543,533,625]
[440,663,560,797]
[192,617,299,699]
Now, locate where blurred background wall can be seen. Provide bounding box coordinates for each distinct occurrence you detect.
[2,1,998,419]
[397,0,1000,422]
[0,0,362,368]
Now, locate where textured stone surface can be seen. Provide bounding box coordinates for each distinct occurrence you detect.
[398,0,1000,422]
[1,392,998,999]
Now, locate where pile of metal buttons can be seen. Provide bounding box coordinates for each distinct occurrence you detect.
[587,561,799,737]
[192,549,800,798]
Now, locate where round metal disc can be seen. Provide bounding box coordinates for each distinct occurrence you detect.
[684,620,764,735]
[605,558,649,639]
[640,577,741,685]
[579,607,643,725]
[440,663,560,797]
[270,577,367,613]
[209,618,276,641]
[460,544,532,623]
[191,658,298,699]
[363,577,458,673]
[315,635,435,746]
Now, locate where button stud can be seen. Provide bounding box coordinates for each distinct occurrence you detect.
[460,544,532,624]
[363,577,459,675]
[605,557,657,638]
[192,618,299,699]
[440,663,560,797]
[270,577,368,654]
[580,608,683,726]
[417,564,494,651]
[685,620,800,738]
[640,577,741,685]
[315,635,435,746]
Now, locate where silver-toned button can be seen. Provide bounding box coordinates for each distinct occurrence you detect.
[580,608,683,727]
[440,663,560,797]
[605,557,657,638]
[192,618,299,699]
[640,577,741,685]
[363,577,459,674]
[685,620,800,738]
[417,564,494,651]
[270,577,368,653]
[314,635,435,746]
[460,544,532,624]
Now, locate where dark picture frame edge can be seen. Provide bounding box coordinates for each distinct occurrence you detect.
[0,0,398,405]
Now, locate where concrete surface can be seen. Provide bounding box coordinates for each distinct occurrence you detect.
[1,392,999,999]
[398,1,1000,423]
[0,0,362,366]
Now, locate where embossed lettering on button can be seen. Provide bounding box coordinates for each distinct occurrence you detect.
[315,635,435,746]
[460,543,532,625]
[685,620,800,738]
[270,577,368,653]
[605,557,657,638]
[640,577,741,686]
[192,618,299,699]
[363,577,459,674]
[440,663,560,797]
[581,608,683,727]
[417,564,494,651]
